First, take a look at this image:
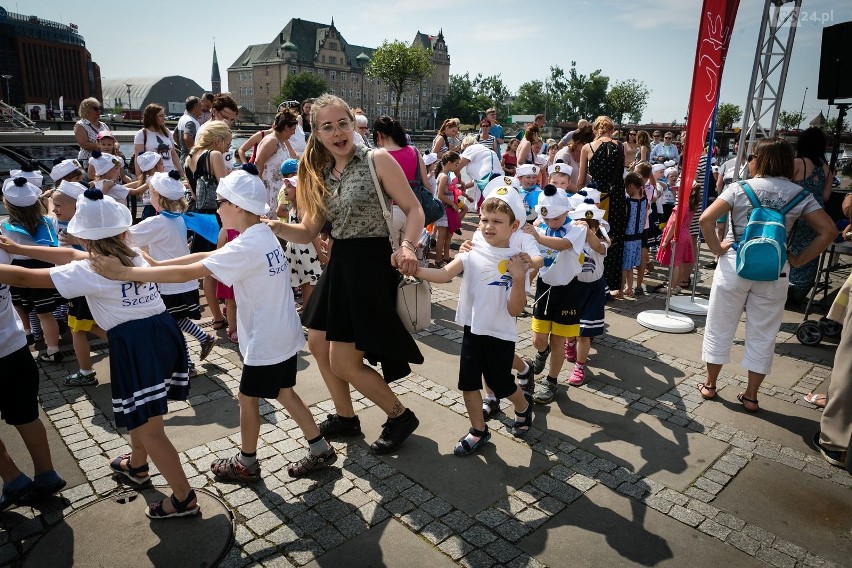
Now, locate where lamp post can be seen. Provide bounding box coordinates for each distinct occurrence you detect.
[431,106,439,131]
[504,96,513,125]
[0,75,11,104]
[797,86,808,131]
[125,84,132,114]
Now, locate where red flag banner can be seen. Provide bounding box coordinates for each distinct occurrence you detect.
[675,0,740,241]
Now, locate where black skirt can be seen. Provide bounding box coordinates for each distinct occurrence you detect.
[162,290,202,320]
[302,237,424,382]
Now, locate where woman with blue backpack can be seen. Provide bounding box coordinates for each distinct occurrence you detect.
[696,138,836,412]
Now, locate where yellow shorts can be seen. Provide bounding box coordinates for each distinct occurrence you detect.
[68,315,95,333]
[531,317,579,338]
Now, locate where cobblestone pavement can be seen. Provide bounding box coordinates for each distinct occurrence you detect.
[1,247,850,568]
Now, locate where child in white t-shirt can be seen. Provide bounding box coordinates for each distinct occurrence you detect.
[91,165,336,482]
[88,151,130,203]
[128,171,216,376]
[0,189,197,519]
[416,187,534,456]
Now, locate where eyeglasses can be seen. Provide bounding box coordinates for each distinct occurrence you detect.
[747,154,757,162]
[218,111,237,123]
[629,132,636,136]
[664,136,672,140]
[91,107,102,112]
[216,199,230,209]
[318,118,354,136]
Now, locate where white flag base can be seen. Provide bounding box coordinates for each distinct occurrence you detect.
[637,310,695,333]
[668,295,709,315]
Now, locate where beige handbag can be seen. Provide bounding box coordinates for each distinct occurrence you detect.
[366,151,432,333]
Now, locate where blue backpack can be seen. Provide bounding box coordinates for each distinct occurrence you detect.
[731,181,809,281]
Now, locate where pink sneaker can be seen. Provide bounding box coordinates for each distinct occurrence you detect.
[564,340,577,363]
[567,364,586,386]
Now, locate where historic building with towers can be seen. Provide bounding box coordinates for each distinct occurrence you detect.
[227,18,450,127]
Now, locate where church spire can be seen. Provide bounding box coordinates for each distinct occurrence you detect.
[211,41,222,94]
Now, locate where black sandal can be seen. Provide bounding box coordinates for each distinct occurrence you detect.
[510,393,534,438]
[109,453,150,485]
[211,319,226,330]
[146,489,200,519]
[737,393,760,413]
[696,383,717,400]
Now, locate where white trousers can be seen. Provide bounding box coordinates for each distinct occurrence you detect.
[702,252,788,375]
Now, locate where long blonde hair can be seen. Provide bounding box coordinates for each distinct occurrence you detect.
[190,121,231,155]
[296,94,355,221]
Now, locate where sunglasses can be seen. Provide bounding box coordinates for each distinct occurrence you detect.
[91,107,102,112]
[747,154,757,162]
[629,132,636,135]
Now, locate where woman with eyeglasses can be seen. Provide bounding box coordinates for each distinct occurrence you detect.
[253,108,299,218]
[697,138,836,412]
[74,98,111,168]
[134,104,184,178]
[265,94,424,455]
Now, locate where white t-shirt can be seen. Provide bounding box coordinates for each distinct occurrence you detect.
[455,242,525,343]
[471,229,541,291]
[461,144,502,180]
[133,129,177,171]
[94,179,129,202]
[50,254,166,331]
[128,215,196,295]
[201,223,304,366]
[289,124,306,157]
[577,241,607,283]
[0,250,26,358]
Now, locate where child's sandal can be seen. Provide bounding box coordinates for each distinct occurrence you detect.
[453,428,491,456]
[510,393,534,438]
[146,489,200,519]
[109,453,151,485]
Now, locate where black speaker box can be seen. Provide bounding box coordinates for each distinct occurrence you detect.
[818,22,852,102]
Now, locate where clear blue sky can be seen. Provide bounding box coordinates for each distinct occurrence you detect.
[22,0,852,125]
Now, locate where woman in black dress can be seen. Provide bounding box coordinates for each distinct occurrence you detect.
[577,116,627,298]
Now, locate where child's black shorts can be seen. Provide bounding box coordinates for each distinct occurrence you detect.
[458,326,517,399]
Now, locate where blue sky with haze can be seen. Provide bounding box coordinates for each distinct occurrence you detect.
[21,0,852,125]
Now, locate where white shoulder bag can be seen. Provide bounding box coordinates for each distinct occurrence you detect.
[365,151,432,333]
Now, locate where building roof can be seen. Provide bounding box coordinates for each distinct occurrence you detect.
[211,45,221,82]
[101,76,205,109]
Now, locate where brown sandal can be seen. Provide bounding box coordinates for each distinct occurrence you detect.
[697,383,716,400]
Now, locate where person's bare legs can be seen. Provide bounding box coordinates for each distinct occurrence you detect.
[308,329,355,417]
[328,341,406,418]
[0,437,22,482]
[740,370,765,411]
[70,325,105,373]
[131,417,193,510]
[276,388,320,440]
[637,247,649,290]
[204,276,223,322]
[700,362,723,398]
[463,391,486,432]
[36,312,59,351]
[224,300,237,333]
[236,394,261,454]
[548,334,567,377]
[14,419,54,474]
[300,283,314,308]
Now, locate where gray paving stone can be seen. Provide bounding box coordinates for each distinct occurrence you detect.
[442,509,475,533]
[421,520,453,545]
[462,525,499,547]
[669,505,705,527]
[438,535,476,561]
[756,546,796,568]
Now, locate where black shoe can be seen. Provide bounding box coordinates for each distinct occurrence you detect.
[703,261,718,270]
[812,432,847,467]
[531,348,550,375]
[38,351,64,364]
[319,414,362,438]
[370,410,419,454]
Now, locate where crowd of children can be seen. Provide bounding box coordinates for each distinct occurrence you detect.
[0,110,708,518]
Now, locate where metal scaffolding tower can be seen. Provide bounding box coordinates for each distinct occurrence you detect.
[733,0,802,180]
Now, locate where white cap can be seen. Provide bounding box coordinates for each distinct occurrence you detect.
[54,180,87,200]
[50,159,83,182]
[482,183,526,226]
[149,171,185,200]
[663,160,677,168]
[548,162,573,177]
[575,186,601,204]
[651,163,666,173]
[9,166,43,188]
[216,165,270,216]
[136,152,162,173]
[2,177,41,207]
[664,167,679,178]
[89,152,121,177]
[483,174,521,195]
[569,199,606,221]
[67,190,132,239]
[423,153,438,167]
[535,185,571,219]
[516,163,539,177]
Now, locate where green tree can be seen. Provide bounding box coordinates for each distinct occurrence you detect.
[777,110,803,131]
[513,80,548,117]
[367,40,433,120]
[606,79,650,124]
[822,116,848,136]
[439,73,491,126]
[472,74,511,121]
[716,102,743,130]
[549,63,609,123]
[274,72,327,107]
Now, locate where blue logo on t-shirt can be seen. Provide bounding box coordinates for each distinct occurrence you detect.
[265,247,289,276]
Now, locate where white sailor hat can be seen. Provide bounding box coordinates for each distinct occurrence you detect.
[569,199,606,221]
[535,185,571,219]
[54,180,87,200]
[548,162,573,177]
[67,189,132,239]
[516,163,539,177]
[216,164,270,216]
[50,159,83,182]
[136,152,162,173]
[9,165,43,188]
[2,177,41,207]
[149,171,185,200]
[89,151,122,177]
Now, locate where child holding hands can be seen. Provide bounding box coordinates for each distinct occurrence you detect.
[416,186,534,456]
